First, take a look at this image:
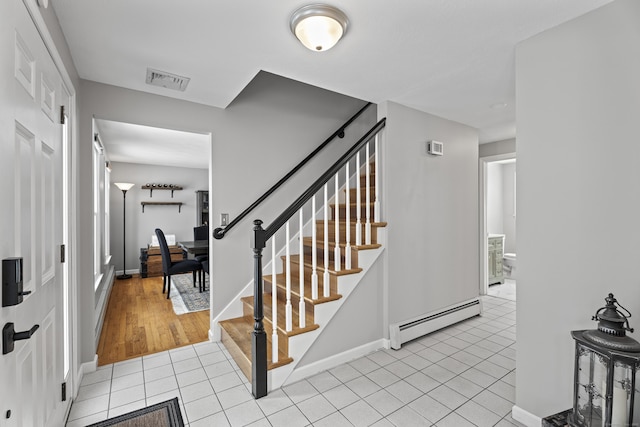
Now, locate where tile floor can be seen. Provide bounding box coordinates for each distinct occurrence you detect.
[488,279,516,302]
[66,295,523,426]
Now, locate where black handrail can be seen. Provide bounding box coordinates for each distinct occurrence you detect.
[249,117,386,398]
[263,118,386,240]
[213,102,373,240]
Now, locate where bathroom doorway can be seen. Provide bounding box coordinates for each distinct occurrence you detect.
[480,154,516,300]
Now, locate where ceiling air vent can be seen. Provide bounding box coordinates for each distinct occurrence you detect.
[145,68,190,91]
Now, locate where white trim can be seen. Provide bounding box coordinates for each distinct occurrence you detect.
[283,339,389,386]
[94,268,115,348]
[74,354,98,397]
[512,405,542,427]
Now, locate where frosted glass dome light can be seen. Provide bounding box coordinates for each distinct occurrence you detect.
[290,4,349,52]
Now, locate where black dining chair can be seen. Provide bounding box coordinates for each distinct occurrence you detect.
[155,228,202,299]
[193,225,209,289]
[200,258,209,292]
[193,225,209,261]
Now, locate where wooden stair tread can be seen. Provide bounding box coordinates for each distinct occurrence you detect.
[263,273,342,304]
[218,161,387,387]
[288,254,363,276]
[315,220,388,228]
[241,295,320,337]
[302,236,382,251]
[219,317,293,375]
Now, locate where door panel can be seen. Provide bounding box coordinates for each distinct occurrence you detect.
[0,0,66,425]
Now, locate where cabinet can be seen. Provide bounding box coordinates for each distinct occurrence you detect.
[196,190,209,226]
[488,235,505,285]
[139,245,185,278]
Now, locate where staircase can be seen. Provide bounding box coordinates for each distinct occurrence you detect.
[218,127,387,395]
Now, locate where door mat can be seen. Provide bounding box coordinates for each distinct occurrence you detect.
[86,397,184,427]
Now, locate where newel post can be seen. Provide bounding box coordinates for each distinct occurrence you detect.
[251,220,267,398]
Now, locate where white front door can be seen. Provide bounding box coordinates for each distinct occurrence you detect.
[0,0,68,425]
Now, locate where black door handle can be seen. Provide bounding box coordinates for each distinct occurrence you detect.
[2,323,39,355]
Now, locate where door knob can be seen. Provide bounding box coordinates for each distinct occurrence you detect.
[2,323,39,355]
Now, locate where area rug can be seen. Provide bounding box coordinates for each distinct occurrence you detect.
[86,397,184,427]
[169,273,210,314]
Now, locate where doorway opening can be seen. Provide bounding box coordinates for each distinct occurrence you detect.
[480,154,516,301]
[93,118,212,365]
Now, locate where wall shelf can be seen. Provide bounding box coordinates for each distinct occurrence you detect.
[141,184,183,198]
[141,201,182,213]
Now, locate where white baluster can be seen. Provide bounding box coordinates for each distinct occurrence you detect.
[355,151,362,246]
[285,221,292,332]
[374,133,381,223]
[334,173,341,272]
[323,184,330,298]
[311,195,318,300]
[365,141,372,245]
[298,209,305,329]
[271,238,278,363]
[345,160,352,270]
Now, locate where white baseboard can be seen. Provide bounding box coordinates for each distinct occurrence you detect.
[74,355,98,397]
[512,405,542,427]
[283,339,389,386]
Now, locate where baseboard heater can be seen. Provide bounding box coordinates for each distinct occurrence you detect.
[389,298,482,350]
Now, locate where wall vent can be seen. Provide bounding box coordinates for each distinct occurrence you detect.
[427,140,444,156]
[145,68,190,91]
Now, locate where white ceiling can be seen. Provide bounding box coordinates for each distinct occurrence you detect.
[54,0,612,150]
[94,119,210,169]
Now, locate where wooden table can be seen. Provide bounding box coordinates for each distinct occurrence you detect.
[178,240,209,257]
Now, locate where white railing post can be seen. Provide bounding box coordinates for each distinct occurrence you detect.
[355,151,362,246]
[271,238,278,363]
[374,133,381,223]
[334,173,341,271]
[311,195,318,300]
[345,160,352,269]
[323,184,330,298]
[365,141,372,245]
[285,221,292,332]
[298,209,305,328]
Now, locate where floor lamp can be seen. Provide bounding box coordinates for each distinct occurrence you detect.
[114,182,135,280]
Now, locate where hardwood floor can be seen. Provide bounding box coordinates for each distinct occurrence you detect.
[96,275,210,366]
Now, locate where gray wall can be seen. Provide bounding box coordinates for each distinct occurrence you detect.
[383,101,480,325]
[502,163,516,254]
[109,162,208,274]
[298,259,385,366]
[516,0,640,419]
[209,73,376,317]
[479,138,516,158]
[487,164,504,236]
[78,74,374,364]
[487,162,517,254]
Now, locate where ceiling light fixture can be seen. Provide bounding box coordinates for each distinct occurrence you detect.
[290,4,349,52]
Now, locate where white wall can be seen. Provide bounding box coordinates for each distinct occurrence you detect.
[109,162,208,274]
[383,101,480,325]
[516,0,640,421]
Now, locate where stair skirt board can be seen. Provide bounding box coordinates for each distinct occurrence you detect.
[389,298,482,350]
[277,338,389,388]
[266,242,386,391]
